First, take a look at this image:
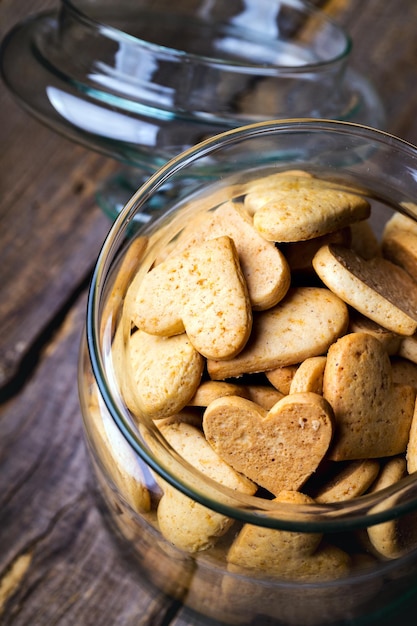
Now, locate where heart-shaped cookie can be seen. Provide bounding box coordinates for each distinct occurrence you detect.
[248,180,370,243]
[128,235,252,360]
[323,332,416,461]
[313,244,417,335]
[165,201,291,311]
[203,393,334,495]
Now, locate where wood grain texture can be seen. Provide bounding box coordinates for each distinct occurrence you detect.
[0,0,118,390]
[0,85,115,388]
[1,0,417,624]
[0,297,176,625]
[333,0,417,144]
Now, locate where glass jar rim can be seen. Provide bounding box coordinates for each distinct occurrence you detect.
[62,0,352,72]
[87,118,417,532]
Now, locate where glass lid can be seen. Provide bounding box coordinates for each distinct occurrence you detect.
[1,0,385,171]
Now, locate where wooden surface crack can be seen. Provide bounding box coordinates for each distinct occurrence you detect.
[0,273,92,404]
[0,490,89,620]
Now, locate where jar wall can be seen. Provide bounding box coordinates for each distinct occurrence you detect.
[79,120,417,625]
[79,336,417,625]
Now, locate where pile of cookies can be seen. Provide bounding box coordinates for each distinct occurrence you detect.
[111,170,417,581]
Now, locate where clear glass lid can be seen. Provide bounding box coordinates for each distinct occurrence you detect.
[1,0,385,170]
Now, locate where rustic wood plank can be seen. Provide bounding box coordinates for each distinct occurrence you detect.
[321,0,417,143]
[0,86,116,389]
[0,296,178,625]
[0,0,120,390]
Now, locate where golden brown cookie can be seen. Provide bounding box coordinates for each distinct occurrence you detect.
[156,421,256,552]
[323,333,416,460]
[289,356,327,395]
[160,421,256,493]
[245,385,285,410]
[314,460,380,503]
[127,330,204,419]
[203,393,334,495]
[101,236,148,341]
[399,333,417,363]
[208,287,348,380]
[249,180,370,243]
[88,396,151,513]
[366,457,417,559]
[266,365,299,395]
[383,212,417,238]
[391,356,417,389]
[349,219,381,260]
[156,487,232,553]
[243,171,314,216]
[281,227,351,274]
[406,401,417,474]
[165,201,291,310]
[128,235,253,360]
[227,490,350,582]
[348,311,402,355]
[382,227,417,283]
[313,244,417,335]
[188,380,250,407]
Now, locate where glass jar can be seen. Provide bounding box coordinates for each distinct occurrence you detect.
[78,119,417,625]
[1,0,385,219]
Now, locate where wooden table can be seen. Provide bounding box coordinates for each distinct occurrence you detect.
[1,1,417,624]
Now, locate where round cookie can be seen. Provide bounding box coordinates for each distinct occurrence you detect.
[127,330,204,419]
